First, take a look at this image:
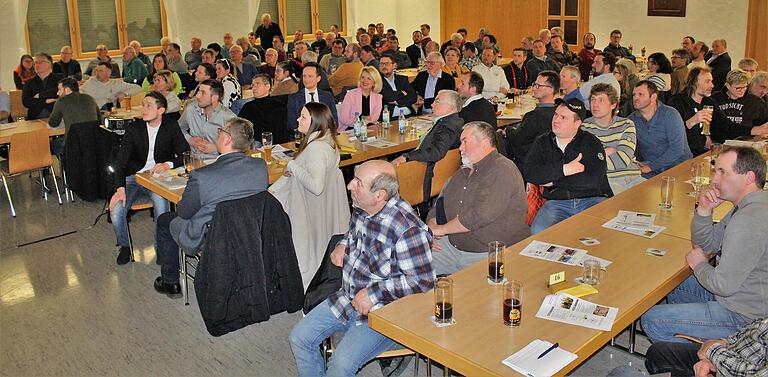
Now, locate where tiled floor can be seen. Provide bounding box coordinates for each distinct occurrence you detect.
[1,173,651,376]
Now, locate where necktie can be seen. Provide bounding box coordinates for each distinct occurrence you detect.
[309,92,316,102]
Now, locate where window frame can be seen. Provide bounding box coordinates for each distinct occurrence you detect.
[270,0,347,45]
[545,0,589,50]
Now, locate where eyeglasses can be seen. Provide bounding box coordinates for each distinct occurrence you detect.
[425,60,441,65]
[730,85,748,91]
[218,127,232,136]
[532,83,552,89]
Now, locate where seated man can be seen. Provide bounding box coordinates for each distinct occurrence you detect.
[289,160,434,376]
[238,74,289,144]
[667,66,715,157]
[153,117,269,297]
[472,47,510,100]
[641,146,768,343]
[48,77,101,155]
[406,30,425,68]
[229,45,257,88]
[579,52,621,110]
[524,40,559,87]
[458,72,497,127]
[628,80,692,178]
[581,83,644,194]
[503,48,531,94]
[328,43,364,98]
[287,62,338,132]
[80,62,143,109]
[164,43,189,75]
[412,52,456,114]
[379,54,417,118]
[84,44,120,78]
[22,52,64,119]
[504,71,558,178]
[53,46,82,81]
[179,79,236,158]
[383,35,411,70]
[644,318,768,376]
[427,122,529,275]
[547,35,580,69]
[459,43,480,70]
[560,65,585,103]
[526,98,612,234]
[109,92,189,265]
[318,38,345,74]
[121,46,148,85]
[750,71,768,103]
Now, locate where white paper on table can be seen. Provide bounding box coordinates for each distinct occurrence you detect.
[601,218,666,239]
[347,135,378,142]
[519,240,588,266]
[502,339,577,377]
[364,139,398,148]
[271,151,293,162]
[151,169,188,190]
[535,293,618,331]
[270,144,290,153]
[0,124,18,131]
[614,210,656,227]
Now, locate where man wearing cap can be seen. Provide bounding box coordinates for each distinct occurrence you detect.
[525,98,613,234]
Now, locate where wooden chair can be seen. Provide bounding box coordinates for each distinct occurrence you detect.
[429,148,461,198]
[9,90,26,120]
[395,160,427,207]
[126,202,154,262]
[1,129,62,217]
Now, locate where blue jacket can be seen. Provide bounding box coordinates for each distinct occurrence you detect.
[629,102,692,178]
[235,62,257,87]
[286,89,338,131]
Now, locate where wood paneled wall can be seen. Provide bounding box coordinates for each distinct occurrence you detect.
[746,0,768,69]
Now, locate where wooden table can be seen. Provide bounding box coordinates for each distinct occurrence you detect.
[0,119,64,144]
[369,212,693,376]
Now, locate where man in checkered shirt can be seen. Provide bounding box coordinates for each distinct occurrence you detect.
[289,160,435,376]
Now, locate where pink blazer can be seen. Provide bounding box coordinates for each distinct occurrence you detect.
[338,88,383,131]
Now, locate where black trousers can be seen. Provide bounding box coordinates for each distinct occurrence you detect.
[645,342,700,377]
[156,212,180,283]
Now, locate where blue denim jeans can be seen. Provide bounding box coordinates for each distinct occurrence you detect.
[531,196,606,234]
[109,175,170,247]
[640,275,751,343]
[289,299,395,377]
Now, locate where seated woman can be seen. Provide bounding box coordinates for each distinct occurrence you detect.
[13,54,35,89]
[215,58,241,109]
[711,69,768,143]
[338,66,383,131]
[646,52,673,102]
[141,54,183,96]
[271,61,299,96]
[269,102,350,289]
[442,46,469,88]
[614,58,639,117]
[152,70,182,119]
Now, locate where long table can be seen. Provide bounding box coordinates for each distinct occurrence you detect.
[368,155,717,376]
[0,119,64,144]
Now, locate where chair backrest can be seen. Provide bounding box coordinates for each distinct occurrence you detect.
[9,90,26,120]
[430,148,461,198]
[395,160,427,206]
[8,129,53,174]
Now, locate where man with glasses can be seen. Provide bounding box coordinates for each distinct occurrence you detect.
[238,74,289,144]
[85,44,120,78]
[153,117,268,298]
[53,46,82,80]
[603,29,632,59]
[129,40,152,72]
[503,71,558,178]
[22,53,64,119]
[379,54,417,118]
[710,69,768,143]
[472,46,510,100]
[121,46,148,85]
[319,38,345,75]
[412,52,455,114]
[670,48,690,96]
[580,51,621,110]
[290,160,434,376]
[179,79,236,158]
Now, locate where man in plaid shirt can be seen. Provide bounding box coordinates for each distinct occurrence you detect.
[290,160,434,377]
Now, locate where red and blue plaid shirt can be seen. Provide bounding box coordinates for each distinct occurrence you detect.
[328,195,434,323]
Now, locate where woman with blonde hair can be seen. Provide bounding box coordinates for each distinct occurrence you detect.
[614,58,639,117]
[442,46,469,87]
[269,102,350,290]
[338,66,383,131]
[152,70,182,115]
[711,69,768,142]
[142,54,183,96]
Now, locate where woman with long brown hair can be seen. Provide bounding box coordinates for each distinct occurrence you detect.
[269,102,350,290]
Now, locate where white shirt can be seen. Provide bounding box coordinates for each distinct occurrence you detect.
[472,64,509,99]
[304,88,319,104]
[140,123,161,172]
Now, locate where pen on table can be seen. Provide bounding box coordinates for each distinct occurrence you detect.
[537,342,559,359]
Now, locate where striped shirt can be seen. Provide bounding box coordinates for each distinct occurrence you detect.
[329,195,434,323]
[707,318,768,376]
[581,116,641,178]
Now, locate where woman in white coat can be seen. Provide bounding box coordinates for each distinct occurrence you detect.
[269,102,350,290]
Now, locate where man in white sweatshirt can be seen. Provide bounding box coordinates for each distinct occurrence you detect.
[81,62,142,109]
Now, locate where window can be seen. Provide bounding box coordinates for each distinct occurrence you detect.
[258,0,346,40]
[26,0,167,59]
[546,0,588,47]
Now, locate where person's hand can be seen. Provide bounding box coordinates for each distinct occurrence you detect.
[196,140,217,153]
[430,223,447,238]
[330,243,346,267]
[705,136,713,149]
[698,339,727,360]
[109,187,126,210]
[282,170,292,177]
[638,162,652,174]
[499,87,509,95]
[604,147,617,156]
[686,246,710,269]
[351,288,374,315]
[415,95,424,106]
[509,88,521,95]
[151,162,171,174]
[693,359,717,377]
[400,90,408,96]
[563,153,585,176]
[692,109,713,125]
[392,156,407,167]
[45,98,57,104]
[750,123,768,136]
[697,186,724,216]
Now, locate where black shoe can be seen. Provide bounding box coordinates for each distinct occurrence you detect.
[116,246,132,265]
[379,356,412,377]
[153,277,182,299]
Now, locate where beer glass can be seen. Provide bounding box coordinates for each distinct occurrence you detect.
[659,176,675,210]
[503,280,523,327]
[434,277,453,324]
[488,241,506,284]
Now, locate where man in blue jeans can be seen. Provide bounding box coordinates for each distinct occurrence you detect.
[641,146,768,343]
[524,98,613,234]
[289,160,434,376]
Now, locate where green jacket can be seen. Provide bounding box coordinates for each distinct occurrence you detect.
[123,58,148,85]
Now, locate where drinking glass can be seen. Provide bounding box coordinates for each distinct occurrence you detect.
[659,176,675,210]
[434,277,453,324]
[261,132,274,163]
[690,161,709,196]
[182,151,194,177]
[581,259,602,285]
[487,241,506,284]
[503,280,523,327]
[701,105,713,135]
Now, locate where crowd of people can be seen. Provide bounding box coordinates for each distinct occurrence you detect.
[4,14,768,376]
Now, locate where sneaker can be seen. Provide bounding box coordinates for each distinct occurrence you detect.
[116,246,132,265]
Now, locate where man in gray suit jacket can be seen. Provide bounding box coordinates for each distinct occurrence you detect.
[154,117,269,298]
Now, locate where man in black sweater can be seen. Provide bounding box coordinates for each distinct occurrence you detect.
[458,72,496,126]
[22,53,64,119]
[504,71,558,177]
[668,67,716,156]
[108,91,189,265]
[525,98,612,234]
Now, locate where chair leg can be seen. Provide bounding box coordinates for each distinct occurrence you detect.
[1,174,15,217]
[180,248,189,305]
[60,159,74,202]
[40,170,48,201]
[127,217,136,262]
[413,352,420,377]
[49,167,62,205]
[426,358,432,377]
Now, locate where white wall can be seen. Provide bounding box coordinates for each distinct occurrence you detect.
[590,0,749,62]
